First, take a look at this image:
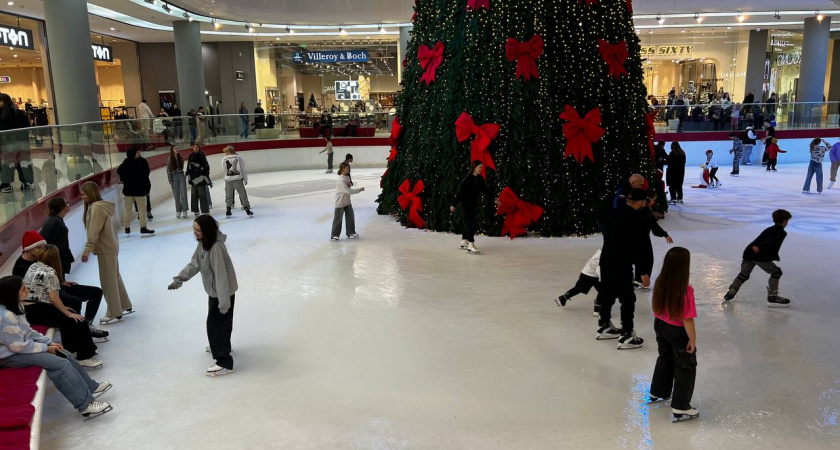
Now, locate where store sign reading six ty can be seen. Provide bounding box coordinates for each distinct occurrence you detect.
[640,46,693,57]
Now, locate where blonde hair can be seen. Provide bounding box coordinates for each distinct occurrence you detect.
[223,145,235,155]
[81,182,103,228]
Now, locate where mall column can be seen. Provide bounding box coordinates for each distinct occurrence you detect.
[797,16,831,125]
[43,0,99,124]
[397,25,413,84]
[173,21,207,120]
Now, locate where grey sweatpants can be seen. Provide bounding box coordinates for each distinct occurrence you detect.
[729,259,781,293]
[225,179,250,209]
[97,253,133,318]
[331,205,356,237]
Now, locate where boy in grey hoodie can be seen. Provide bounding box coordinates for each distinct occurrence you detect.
[221,146,253,217]
[168,215,238,376]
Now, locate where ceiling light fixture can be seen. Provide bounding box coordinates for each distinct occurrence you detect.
[817,12,825,21]
[183,13,192,22]
[340,27,348,35]
[694,13,702,23]
[379,25,385,34]
[656,14,664,24]
[161,3,171,13]
[7,1,13,5]
[110,27,115,31]
[774,11,781,20]
[737,12,746,22]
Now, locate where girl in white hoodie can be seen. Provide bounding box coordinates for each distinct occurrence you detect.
[331,162,364,241]
[221,146,253,217]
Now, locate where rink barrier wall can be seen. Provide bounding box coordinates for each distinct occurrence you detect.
[0,139,390,270]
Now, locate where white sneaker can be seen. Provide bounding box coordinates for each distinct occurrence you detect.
[467,242,480,253]
[80,401,112,419]
[206,364,234,377]
[459,239,468,249]
[92,381,112,399]
[78,357,103,369]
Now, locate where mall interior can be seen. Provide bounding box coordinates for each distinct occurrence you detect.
[0,1,839,449]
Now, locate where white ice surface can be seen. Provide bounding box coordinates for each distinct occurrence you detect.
[38,164,840,449]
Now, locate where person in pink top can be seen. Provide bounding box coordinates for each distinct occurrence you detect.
[648,247,699,422]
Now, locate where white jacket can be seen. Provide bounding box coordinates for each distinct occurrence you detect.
[138,102,154,119]
[335,174,362,207]
[222,154,247,183]
[581,249,601,279]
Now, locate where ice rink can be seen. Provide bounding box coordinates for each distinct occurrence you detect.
[38,163,840,449]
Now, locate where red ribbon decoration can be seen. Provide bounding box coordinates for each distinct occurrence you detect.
[467,0,490,10]
[455,112,500,178]
[505,35,543,81]
[578,0,599,4]
[598,40,628,79]
[388,116,402,162]
[411,0,418,22]
[418,42,444,85]
[560,105,605,164]
[644,112,656,160]
[398,179,426,229]
[625,0,632,13]
[496,187,544,239]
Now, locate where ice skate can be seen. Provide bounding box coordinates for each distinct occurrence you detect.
[767,288,791,308]
[459,239,469,250]
[633,281,650,291]
[646,395,671,405]
[617,331,644,350]
[77,357,103,369]
[246,209,254,217]
[206,364,234,377]
[596,322,621,340]
[722,287,737,303]
[555,292,571,308]
[347,234,359,239]
[92,381,112,399]
[226,208,232,217]
[89,325,109,343]
[80,401,113,420]
[829,181,835,189]
[140,227,155,236]
[593,303,600,318]
[122,308,135,315]
[330,236,339,241]
[678,200,684,204]
[467,242,480,254]
[671,406,700,423]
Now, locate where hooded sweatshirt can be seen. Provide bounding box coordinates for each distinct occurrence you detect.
[0,305,52,360]
[171,232,238,314]
[222,154,248,183]
[84,201,119,255]
[335,174,362,208]
[117,149,152,196]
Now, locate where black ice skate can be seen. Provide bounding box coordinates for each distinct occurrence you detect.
[671,406,700,423]
[596,323,621,340]
[767,288,791,308]
[723,287,737,303]
[617,331,644,350]
[593,303,600,318]
[555,292,571,308]
[646,395,671,405]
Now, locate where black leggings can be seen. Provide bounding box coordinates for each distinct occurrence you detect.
[25,302,97,360]
[650,318,697,410]
[461,209,477,242]
[708,167,719,183]
[565,274,599,298]
[207,295,235,369]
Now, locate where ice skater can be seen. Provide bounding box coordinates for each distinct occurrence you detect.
[648,247,699,423]
[319,136,334,174]
[729,132,743,176]
[0,276,113,420]
[450,161,500,254]
[764,138,786,172]
[741,126,757,165]
[723,209,792,307]
[704,150,720,187]
[556,249,601,317]
[594,188,652,349]
[168,215,239,376]
[666,142,686,204]
[829,138,840,189]
[803,138,829,194]
[221,146,253,218]
[635,191,673,291]
[331,162,364,241]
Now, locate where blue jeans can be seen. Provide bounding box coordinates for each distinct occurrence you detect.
[803,160,824,192]
[0,351,98,411]
[240,117,249,138]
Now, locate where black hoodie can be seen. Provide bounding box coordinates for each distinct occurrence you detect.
[117,149,152,196]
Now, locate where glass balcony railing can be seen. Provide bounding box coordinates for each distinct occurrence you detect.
[647,101,840,133]
[0,112,394,227]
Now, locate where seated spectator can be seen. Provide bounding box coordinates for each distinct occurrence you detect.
[0,276,113,419]
[22,244,103,368]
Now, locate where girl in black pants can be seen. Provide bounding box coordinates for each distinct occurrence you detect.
[666,142,686,203]
[649,247,699,422]
[450,161,498,254]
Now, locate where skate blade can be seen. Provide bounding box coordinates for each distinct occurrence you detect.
[617,345,644,350]
[766,303,791,308]
[92,337,110,343]
[206,369,235,377]
[595,334,620,341]
[671,413,699,423]
[646,397,671,405]
[83,405,113,421]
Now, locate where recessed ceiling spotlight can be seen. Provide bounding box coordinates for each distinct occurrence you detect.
[340,27,348,35]
[774,11,781,20]
[656,14,664,25]
[183,13,192,22]
[110,27,115,31]
[737,12,746,22]
[7,1,13,5]
[817,12,825,21]
[694,13,702,23]
[379,25,385,34]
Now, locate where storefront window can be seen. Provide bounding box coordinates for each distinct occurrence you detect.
[0,13,51,124]
[766,30,802,104]
[90,33,142,120]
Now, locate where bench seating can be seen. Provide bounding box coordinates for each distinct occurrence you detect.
[0,325,53,450]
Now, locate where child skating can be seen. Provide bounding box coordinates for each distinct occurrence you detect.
[704,150,720,187]
[331,162,364,241]
[449,161,499,254]
[556,249,602,317]
[765,138,786,172]
[723,209,792,308]
[319,136,334,174]
[648,247,699,423]
[729,132,743,176]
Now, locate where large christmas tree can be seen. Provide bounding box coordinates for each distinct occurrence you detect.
[377,0,656,237]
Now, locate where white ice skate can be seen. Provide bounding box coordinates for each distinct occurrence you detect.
[459,239,469,250]
[467,242,480,254]
[80,401,113,420]
[671,406,700,423]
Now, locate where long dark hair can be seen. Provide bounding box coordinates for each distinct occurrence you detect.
[195,215,219,251]
[652,247,691,321]
[0,276,25,315]
[463,160,483,181]
[168,145,183,172]
[670,142,685,156]
[0,93,15,119]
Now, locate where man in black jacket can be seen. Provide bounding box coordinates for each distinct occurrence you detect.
[116,147,155,235]
[595,188,653,350]
[724,209,791,307]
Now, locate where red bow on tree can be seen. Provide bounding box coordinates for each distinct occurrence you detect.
[577,0,599,4]
[560,105,605,164]
[467,0,490,10]
[411,0,418,22]
[505,35,544,81]
[496,187,544,239]
[388,116,403,162]
[625,0,633,13]
[598,40,628,79]
[644,112,656,159]
[418,42,444,85]
[455,112,500,178]
[398,179,426,228]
